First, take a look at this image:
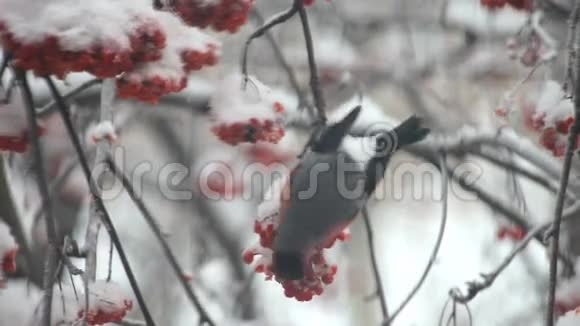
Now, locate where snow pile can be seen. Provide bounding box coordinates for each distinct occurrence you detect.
[210,73,286,145]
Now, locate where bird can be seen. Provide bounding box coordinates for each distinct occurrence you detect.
[272,106,430,280]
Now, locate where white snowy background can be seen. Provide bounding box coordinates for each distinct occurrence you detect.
[0,0,578,325]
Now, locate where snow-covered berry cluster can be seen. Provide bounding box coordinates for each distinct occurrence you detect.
[87,121,118,144]
[116,11,219,103]
[171,0,255,33]
[0,221,17,288]
[0,0,222,102]
[505,32,552,68]
[77,280,133,325]
[480,0,532,11]
[242,174,350,301]
[0,1,167,79]
[522,81,579,157]
[35,281,132,325]
[210,74,287,146]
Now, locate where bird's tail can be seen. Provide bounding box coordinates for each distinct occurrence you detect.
[273,251,305,280]
[392,115,430,149]
[364,115,429,195]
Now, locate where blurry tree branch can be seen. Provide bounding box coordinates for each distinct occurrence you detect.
[386,153,449,325]
[362,205,389,321]
[0,139,32,279]
[546,2,580,324]
[106,157,215,326]
[152,115,256,320]
[17,68,60,326]
[45,76,157,326]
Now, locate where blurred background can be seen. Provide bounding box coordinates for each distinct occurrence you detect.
[0,0,578,325]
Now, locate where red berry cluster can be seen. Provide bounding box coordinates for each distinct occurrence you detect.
[1,248,17,275]
[527,112,579,157]
[496,225,526,241]
[480,0,532,11]
[243,204,350,301]
[117,76,187,103]
[117,42,219,103]
[172,0,255,33]
[181,44,219,71]
[0,21,166,79]
[212,118,285,146]
[0,133,29,153]
[78,300,133,325]
[0,221,17,288]
[77,282,133,325]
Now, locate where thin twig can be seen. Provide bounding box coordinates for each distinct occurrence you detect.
[362,206,389,320]
[564,1,580,96]
[16,68,60,326]
[0,155,33,278]
[297,1,326,123]
[450,222,549,304]
[546,3,580,324]
[386,153,449,325]
[44,76,156,326]
[84,78,115,325]
[106,158,215,326]
[32,160,78,227]
[37,78,101,117]
[406,145,575,271]
[106,238,114,282]
[241,2,299,83]
[473,149,563,196]
[0,53,11,86]
[250,9,314,118]
[153,115,256,319]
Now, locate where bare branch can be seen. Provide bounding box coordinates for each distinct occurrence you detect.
[450,222,549,304]
[16,68,60,326]
[0,155,33,278]
[362,205,389,320]
[250,9,314,118]
[407,143,575,271]
[546,3,580,324]
[106,157,215,326]
[37,78,101,117]
[241,2,299,83]
[386,153,449,325]
[297,2,326,123]
[44,76,156,326]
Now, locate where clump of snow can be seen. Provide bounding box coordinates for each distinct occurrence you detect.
[79,280,133,325]
[122,10,219,82]
[535,80,573,127]
[209,73,286,145]
[117,10,220,102]
[0,0,154,51]
[211,73,284,123]
[87,121,117,144]
[557,311,580,326]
